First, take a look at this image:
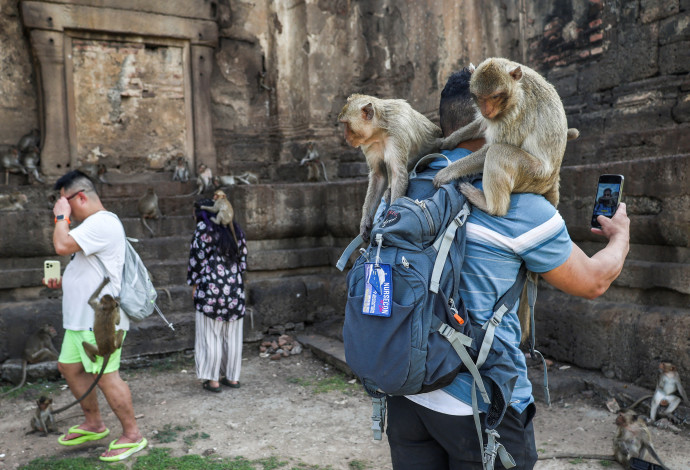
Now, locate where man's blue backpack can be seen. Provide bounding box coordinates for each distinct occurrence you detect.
[337,154,546,469]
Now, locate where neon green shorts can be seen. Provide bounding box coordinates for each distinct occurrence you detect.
[58,330,125,374]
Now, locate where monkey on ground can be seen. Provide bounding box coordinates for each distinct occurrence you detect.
[300,142,329,182]
[433,57,571,215]
[29,396,57,435]
[338,93,442,241]
[201,189,239,245]
[49,277,124,416]
[137,187,162,237]
[172,156,190,182]
[650,361,688,422]
[1,324,59,396]
[613,410,670,470]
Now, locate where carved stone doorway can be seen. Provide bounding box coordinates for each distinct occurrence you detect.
[21,0,218,176]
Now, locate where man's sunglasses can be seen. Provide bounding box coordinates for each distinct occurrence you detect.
[65,189,86,201]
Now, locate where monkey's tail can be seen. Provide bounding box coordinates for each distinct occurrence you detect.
[53,355,110,414]
[538,453,616,461]
[1,360,27,396]
[141,217,155,238]
[644,446,671,470]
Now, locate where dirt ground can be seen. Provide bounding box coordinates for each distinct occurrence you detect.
[0,345,688,470]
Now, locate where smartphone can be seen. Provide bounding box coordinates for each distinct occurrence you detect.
[44,260,61,282]
[630,457,665,470]
[590,174,624,229]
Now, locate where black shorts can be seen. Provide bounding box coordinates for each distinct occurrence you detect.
[386,395,538,470]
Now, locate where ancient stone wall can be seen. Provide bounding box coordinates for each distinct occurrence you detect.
[0,0,688,388]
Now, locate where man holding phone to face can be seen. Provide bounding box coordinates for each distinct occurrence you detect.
[385,68,631,470]
[44,170,146,462]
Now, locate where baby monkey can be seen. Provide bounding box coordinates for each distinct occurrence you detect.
[434,57,571,215]
[29,396,57,435]
[201,190,239,245]
[338,94,442,241]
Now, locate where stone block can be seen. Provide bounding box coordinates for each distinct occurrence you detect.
[659,12,690,45]
[535,290,690,385]
[672,93,690,122]
[640,0,680,23]
[614,23,659,82]
[659,41,690,74]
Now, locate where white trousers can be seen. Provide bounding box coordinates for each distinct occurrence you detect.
[195,312,243,382]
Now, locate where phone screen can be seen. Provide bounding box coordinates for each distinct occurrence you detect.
[591,174,624,228]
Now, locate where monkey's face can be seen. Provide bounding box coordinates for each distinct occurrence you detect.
[338,96,377,148]
[213,190,226,200]
[100,295,119,312]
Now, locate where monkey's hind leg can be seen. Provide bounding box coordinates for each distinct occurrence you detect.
[113,330,125,350]
[82,341,99,363]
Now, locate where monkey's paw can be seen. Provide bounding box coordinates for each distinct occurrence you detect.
[433,168,453,188]
[360,220,372,243]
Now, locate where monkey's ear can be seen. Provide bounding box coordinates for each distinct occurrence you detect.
[510,66,523,81]
[361,103,375,121]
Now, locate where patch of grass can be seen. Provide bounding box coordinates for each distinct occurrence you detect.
[599,461,613,467]
[0,379,64,398]
[568,457,585,464]
[154,423,193,443]
[19,456,125,470]
[348,460,367,470]
[21,449,335,470]
[183,431,210,447]
[286,374,359,395]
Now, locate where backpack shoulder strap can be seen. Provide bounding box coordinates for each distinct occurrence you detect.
[429,202,470,293]
[475,265,527,369]
[409,153,451,178]
[336,234,364,271]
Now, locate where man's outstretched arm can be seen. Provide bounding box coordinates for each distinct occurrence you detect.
[541,203,630,300]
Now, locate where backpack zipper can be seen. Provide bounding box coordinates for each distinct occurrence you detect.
[413,199,435,234]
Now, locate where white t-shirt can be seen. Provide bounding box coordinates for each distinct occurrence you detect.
[61,211,129,331]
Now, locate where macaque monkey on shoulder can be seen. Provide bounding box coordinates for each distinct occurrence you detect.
[433,57,571,216]
[1,324,59,396]
[201,189,239,245]
[650,361,688,421]
[338,93,442,241]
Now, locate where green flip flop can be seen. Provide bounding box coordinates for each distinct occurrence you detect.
[99,437,148,462]
[58,425,110,446]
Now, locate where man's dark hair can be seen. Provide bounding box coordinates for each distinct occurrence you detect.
[54,170,97,196]
[439,67,475,137]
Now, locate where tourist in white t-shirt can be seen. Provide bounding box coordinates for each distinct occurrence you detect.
[45,170,147,462]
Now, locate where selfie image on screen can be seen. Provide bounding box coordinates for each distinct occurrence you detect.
[593,183,620,218]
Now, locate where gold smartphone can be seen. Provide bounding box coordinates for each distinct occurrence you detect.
[44,260,61,282]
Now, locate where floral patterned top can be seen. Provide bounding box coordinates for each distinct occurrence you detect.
[186,220,248,322]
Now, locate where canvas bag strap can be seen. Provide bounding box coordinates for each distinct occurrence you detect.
[429,202,470,293]
[475,265,528,369]
[336,234,364,271]
[526,276,549,405]
[432,315,491,405]
[470,381,517,470]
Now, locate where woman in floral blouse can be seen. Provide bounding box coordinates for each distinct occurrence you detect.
[187,198,248,393]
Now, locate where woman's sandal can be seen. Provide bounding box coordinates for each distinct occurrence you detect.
[220,377,240,388]
[203,380,222,393]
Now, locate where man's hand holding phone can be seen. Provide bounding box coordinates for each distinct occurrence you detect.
[591,202,629,241]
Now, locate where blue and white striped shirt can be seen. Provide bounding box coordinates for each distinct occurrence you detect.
[410,148,572,414]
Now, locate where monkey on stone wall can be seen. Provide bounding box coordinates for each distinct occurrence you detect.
[137,187,162,237]
[338,93,442,242]
[1,324,59,396]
